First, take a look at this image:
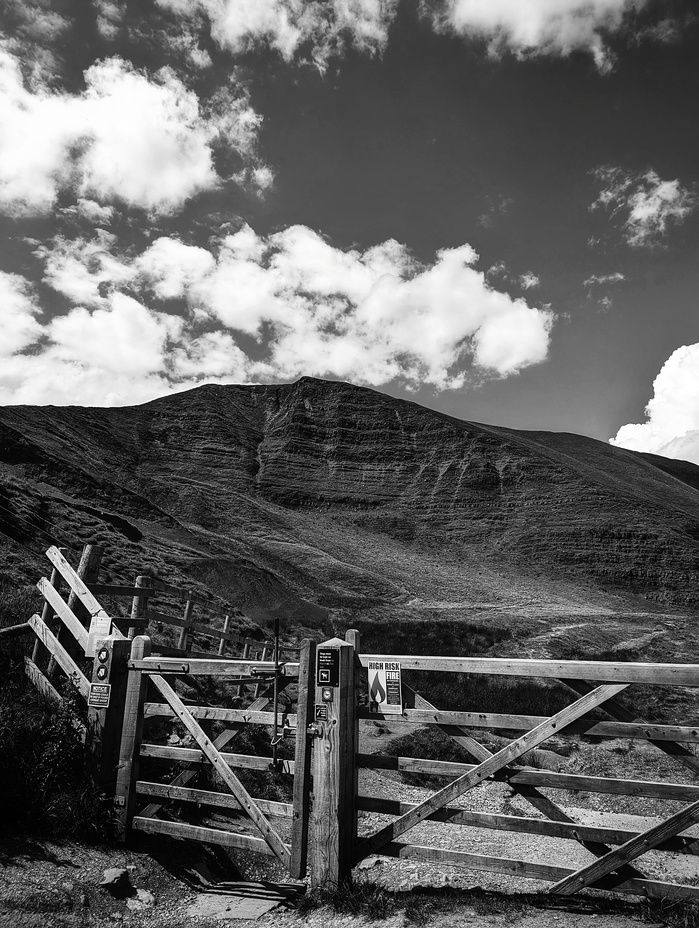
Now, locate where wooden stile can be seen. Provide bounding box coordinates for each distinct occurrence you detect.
[29,614,90,701]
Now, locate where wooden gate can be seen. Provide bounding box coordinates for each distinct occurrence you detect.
[114,639,316,879]
[351,649,699,902]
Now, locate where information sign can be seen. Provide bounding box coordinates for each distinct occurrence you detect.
[86,616,111,658]
[316,648,340,686]
[88,683,111,709]
[367,660,402,715]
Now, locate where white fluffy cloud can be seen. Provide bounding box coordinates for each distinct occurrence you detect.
[155,0,398,68]
[592,167,698,247]
[0,51,265,217]
[611,344,699,465]
[0,225,553,405]
[427,0,648,70]
[0,271,43,355]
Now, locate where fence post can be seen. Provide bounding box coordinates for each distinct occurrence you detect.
[86,634,131,793]
[290,638,316,879]
[129,575,150,640]
[177,597,194,651]
[114,635,151,841]
[32,553,64,670]
[345,629,361,852]
[309,637,357,890]
[217,614,231,657]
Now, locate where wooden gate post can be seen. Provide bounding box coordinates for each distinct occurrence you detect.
[129,575,151,640]
[86,634,132,793]
[309,637,357,890]
[114,635,151,841]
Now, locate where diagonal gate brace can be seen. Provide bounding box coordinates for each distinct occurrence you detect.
[357,682,629,860]
[149,673,291,870]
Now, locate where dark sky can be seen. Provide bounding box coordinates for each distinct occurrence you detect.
[1,0,699,460]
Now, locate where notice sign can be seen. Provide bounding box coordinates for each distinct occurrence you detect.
[367,660,402,715]
[88,683,111,709]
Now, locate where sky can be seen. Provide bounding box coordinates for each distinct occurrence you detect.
[1,1,699,463]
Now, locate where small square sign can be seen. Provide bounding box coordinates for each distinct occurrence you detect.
[321,686,333,702]
[315,704,328,721]
[88,683,111,709]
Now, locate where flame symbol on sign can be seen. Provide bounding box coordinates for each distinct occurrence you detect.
[370,673,386,704]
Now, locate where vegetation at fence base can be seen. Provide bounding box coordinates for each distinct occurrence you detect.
[207,724,295,803]
[0,584,110,842]
[0,688,110,841]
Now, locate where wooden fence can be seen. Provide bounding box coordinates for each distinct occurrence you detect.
[16,545,699,901]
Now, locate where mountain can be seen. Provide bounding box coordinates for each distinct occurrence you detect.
[1,377,698,660]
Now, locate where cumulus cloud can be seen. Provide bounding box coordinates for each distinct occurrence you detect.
[154,0,399,68]
[0,271,43,355]
[591,167,698,247]
[611,344,699,465]
[0,51,265,217]
[2,225,553,405]
[427,0,649,70]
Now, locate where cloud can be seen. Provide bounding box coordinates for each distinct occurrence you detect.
[611,344,699,465]
[519,273,540,290]
[427,0,650,70]
[583,271,625,287]
[0,51,265,217]
[154,0,398,68]
[3,225,554,405]
[591,167,698,247]
[0,271,43,355]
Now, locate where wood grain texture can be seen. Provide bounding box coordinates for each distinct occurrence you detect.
[359,654,699,685]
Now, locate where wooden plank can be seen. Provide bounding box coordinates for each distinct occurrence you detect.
[148,672,291,869]
[135,782,293,818]
[28,614,90,701]
[46,545,108,623]
[356,796,699,855]
[132,816,284,856]
[90,584,155,598]
[140,742,295,773]
[359,707,699,743]
[36,579,89,651]
[290,639,316,879]
[131,657,300,676]
[24,656,62,704]
[551,799,699,895]
[358,683,628,860]
[358,753,699,801]
[402,683,644,878]
[177,599,195,651]
[114,636,150,838]
[376,843,699,901]
[143,703,297,727]
[563,679,699,776]
[32,559,61,667]
[0,622,31,639]
[379,842,570,881]
[358,654,699,686]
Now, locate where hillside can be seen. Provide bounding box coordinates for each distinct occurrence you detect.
[1,377,698,659]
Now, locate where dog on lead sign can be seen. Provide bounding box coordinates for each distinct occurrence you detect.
[367,660,402,715]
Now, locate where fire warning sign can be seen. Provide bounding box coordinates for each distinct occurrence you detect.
[367,660,402,715]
